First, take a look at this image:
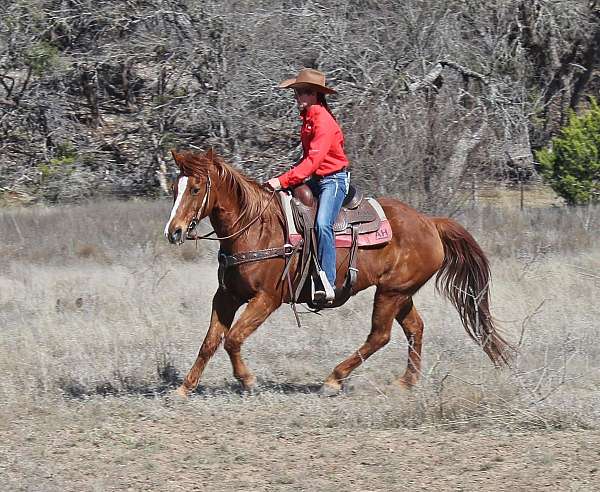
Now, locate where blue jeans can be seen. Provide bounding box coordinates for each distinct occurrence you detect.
[307,170,349,285]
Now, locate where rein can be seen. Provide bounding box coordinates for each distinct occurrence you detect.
[185,175,277,242]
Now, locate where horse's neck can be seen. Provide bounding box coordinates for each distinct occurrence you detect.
[209,194,244,237]
[209,182,280,250]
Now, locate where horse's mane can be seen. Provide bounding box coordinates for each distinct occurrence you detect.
[176,150,283,228]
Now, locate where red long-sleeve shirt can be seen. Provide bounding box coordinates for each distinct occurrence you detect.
[278,104,349,189]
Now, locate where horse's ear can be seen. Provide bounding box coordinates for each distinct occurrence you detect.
[171,149,185,173]
[206,147,215,163]
[205,147,225,175]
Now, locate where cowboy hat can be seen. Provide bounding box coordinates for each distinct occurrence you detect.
[278,68,336,94]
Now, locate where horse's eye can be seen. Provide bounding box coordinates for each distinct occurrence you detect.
[191,187,200,196]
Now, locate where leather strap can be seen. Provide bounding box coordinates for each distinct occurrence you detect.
[281,240,303,283]
[308,225,359,311]
[218,245,295,291]
[219,245,295,268]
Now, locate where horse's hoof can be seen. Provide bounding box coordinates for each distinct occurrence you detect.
[242,385,259,396]
[173,385,189,399]
[318,382,342,397]
[240,374,257,392]
[396,377,417,390]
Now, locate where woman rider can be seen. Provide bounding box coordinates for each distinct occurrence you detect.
[267,68,349,302]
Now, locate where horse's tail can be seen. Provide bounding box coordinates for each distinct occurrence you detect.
[433,218,514,366]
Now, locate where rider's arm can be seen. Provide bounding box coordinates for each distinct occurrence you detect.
[277,111,334,188]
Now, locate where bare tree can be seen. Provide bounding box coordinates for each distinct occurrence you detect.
[1,0,599,209]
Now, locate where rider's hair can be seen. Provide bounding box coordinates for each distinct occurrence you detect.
[317,93,336,121]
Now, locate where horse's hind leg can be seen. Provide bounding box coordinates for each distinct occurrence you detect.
[322,289,408,394]
[223,292,279,390]
[396,300,424,388]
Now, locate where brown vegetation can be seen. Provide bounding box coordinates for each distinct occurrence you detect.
[1,1,600,212]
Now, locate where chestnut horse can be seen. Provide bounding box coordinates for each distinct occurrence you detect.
[164,149,512,397]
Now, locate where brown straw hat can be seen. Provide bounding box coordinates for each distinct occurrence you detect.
[278,68,336,94]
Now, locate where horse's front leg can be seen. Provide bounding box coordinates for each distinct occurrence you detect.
[223,292,280,390]
[176,289,242,398]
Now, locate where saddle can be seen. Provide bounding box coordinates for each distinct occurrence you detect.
[291,184,381,236]
[277,183,392,310]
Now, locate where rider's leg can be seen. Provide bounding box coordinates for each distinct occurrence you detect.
[314,170,348,299]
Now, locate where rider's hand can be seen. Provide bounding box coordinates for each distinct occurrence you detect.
[266,177,282,191]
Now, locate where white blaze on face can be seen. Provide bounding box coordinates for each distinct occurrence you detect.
[164,176,188,237]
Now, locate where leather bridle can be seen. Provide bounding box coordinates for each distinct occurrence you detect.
[184,174,276,242]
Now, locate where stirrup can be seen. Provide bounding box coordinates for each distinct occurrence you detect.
[313,270,335,303]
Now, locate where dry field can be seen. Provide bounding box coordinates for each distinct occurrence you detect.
[1,198,599,491]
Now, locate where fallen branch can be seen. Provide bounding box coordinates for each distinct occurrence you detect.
[405,60,489,94]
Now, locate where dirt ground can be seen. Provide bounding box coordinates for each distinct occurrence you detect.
[2,394,599,492]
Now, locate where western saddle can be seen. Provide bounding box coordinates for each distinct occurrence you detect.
[287,183,383,309]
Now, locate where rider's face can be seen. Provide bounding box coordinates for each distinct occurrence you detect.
[294,87,318,112]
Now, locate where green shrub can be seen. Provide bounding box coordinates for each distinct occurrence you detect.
[38,142,77,182]
[24,41,59,76]
[536,98,600,205]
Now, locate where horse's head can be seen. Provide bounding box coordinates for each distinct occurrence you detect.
[164,149,218,244]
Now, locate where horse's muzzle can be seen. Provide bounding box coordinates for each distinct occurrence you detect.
[168,228,184,244]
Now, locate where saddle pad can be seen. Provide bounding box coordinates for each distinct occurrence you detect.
[335,198,392,247]
[278,192,393,249]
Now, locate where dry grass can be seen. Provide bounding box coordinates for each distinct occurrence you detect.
[1,198,599,490]
[1,197,598,425]
[475,182,565,209]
